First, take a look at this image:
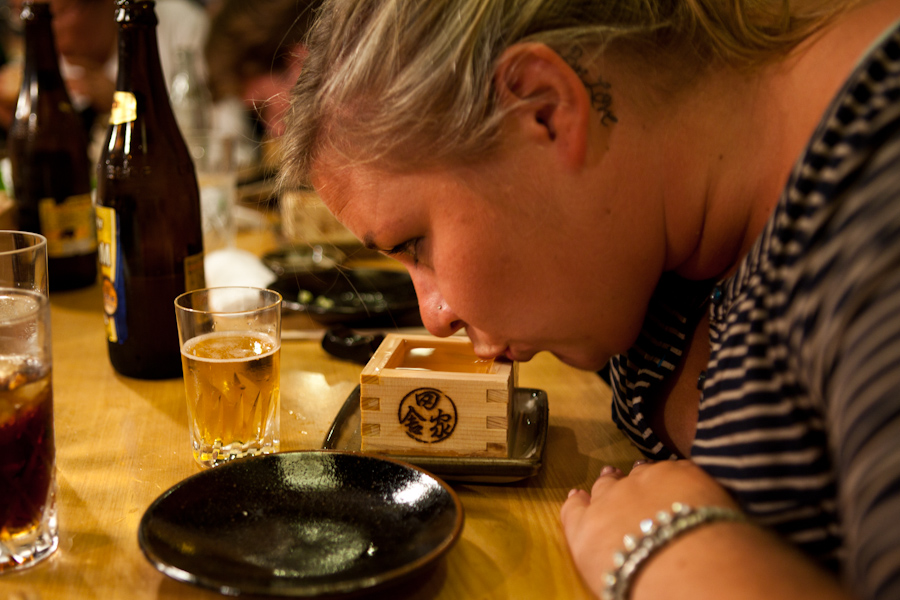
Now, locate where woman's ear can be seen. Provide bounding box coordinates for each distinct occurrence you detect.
[494,42,594,169]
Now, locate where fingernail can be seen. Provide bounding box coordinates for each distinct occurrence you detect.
[633,459,650,468]
[600,465,618,476]
[568,488,579,498]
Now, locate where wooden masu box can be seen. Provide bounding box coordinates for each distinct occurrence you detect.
[359,334,517,458]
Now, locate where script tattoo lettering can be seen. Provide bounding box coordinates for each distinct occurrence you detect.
[562,47,618,126]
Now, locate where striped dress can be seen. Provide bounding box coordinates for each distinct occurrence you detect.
[609,23,900,600]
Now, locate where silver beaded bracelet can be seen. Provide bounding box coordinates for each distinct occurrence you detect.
[601,503,748,600]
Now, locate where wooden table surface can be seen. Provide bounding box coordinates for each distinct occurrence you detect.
[0,244,640,600]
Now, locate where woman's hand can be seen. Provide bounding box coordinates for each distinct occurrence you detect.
[560,460,852,600]
[560,460,739,596]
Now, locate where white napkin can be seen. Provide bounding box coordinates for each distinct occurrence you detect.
[204,248,277,289]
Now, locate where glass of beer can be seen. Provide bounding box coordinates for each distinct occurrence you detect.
[174,287,282,468]
[0,231,56,572]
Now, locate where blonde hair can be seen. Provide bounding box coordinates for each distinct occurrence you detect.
[280,0,852,189]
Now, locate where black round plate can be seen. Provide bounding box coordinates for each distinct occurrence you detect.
[138,451,463,597]
[271,268,421,328]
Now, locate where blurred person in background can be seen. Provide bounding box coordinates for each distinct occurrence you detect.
[0,2,21,132]
[0,0,210,148]
[49,0,116,130]
[205,0,320,169]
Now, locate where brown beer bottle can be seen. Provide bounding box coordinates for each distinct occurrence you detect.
[8,1,97,291]
[95,0,205,379]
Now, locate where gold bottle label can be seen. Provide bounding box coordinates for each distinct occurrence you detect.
[95,204,121,343]
[184,251,206,291]
[38,193,97,257]
[110,91,137,125]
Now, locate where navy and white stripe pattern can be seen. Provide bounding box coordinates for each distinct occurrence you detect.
[609,25,900,600]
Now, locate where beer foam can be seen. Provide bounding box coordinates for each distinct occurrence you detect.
[181,331,280,362]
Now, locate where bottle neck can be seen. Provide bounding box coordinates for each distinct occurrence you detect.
[21,3,63,77]
[114,1,168,96]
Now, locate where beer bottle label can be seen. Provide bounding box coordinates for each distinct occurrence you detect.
[95,204,126,343]
[110,91,137,125]
[38,193,97,258]
[184,252,205,291]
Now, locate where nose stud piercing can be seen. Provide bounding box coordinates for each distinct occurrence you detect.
[438,305,443,310]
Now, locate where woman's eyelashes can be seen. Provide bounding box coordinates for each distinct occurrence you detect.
[387,237,424,266]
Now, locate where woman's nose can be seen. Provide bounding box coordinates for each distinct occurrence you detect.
[415,283,464,338]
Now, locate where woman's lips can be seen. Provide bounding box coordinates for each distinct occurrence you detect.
[504,347,537,362]
[470,336,535,362]
[478,346,517,362]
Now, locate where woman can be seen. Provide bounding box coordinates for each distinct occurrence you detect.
[280,1,900,599]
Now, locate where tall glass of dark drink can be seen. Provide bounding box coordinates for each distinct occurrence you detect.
[0,231,56,572]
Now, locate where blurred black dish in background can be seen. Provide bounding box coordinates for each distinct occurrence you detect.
[270,268,422,328]
[262,245,345,276]
[322,326,385,364]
